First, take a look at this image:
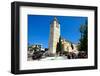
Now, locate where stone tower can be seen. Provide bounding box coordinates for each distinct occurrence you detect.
[48,17,60,55]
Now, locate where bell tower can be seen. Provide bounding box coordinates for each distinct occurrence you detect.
[48,17,60,55]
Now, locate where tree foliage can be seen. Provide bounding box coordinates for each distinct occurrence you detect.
[56,36,63,54]
[78,20,88,53]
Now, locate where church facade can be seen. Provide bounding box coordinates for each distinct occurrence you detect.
[61,39,78,53]
[48,17,78,56]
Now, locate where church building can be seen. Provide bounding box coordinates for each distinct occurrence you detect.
[48,17,78,56]
[48,17,60,55]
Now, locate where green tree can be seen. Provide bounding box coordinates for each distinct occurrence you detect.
[78,20,88,53]
[56,36,63,54]
[71,43,74,50]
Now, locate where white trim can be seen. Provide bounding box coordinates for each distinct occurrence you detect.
[20,6,95,70]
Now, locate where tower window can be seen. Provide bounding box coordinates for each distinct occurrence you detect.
[56,24,59,28]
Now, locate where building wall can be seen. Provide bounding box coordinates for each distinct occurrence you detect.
[62,39,72,52]
[62,39,78,53]
[48,17,60,55]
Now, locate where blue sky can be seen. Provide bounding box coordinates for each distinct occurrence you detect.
[28,15,87,48]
